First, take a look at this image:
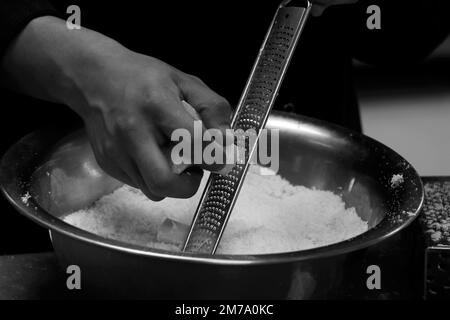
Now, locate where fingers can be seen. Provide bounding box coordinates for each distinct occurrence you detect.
[145,84,232,173]
[84,65,234,200]
[118,156,164,201]
[88,90,225,200]
[176,75,235,172]
[177,74,232,132]
[149,91,200,138]
[118,119,204,199]
[86,121,164,200]
[85,121,135,188]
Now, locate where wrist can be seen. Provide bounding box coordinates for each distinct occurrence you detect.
[35,18,129,112]
[1,15,128,115]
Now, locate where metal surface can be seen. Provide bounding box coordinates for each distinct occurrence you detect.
[0,112,424,299]
[184,0,312,254]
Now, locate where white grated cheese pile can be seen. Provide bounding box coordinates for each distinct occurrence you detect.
[63,167,368,254]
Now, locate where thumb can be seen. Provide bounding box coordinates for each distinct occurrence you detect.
[176,101,236,175]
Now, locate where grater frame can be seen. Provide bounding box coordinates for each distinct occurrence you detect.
[183,0,312,254]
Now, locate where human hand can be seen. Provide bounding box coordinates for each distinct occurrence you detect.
[67,48,232,200]
[1,16,233,201]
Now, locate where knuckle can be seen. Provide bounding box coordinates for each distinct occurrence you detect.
[145,66,176,88]
[114,113,140,131]
[141,86,173,110]
[199,96,229,111]
[186,73,204,84]
[208,97,232,118]
[214,96,231,109]
[144,91,164,107]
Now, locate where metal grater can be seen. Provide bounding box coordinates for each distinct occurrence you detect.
[183,0,312,254]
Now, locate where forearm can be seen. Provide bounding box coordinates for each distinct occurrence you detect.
[0,16,127,110]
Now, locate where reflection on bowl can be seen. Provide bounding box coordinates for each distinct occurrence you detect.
[0,111,423,299]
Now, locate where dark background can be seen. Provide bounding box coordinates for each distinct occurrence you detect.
[1,0,449,254]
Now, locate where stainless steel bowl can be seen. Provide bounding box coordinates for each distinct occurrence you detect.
[0,111,423,299]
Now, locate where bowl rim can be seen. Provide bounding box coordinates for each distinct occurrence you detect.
[0,111,424,266]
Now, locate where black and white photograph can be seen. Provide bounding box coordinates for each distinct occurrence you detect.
[0,0,449,307]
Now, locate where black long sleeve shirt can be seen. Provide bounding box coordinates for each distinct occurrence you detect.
[1,0,450,132]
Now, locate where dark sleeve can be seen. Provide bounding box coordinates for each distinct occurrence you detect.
[0,0,61,58]
[347,0,450,66]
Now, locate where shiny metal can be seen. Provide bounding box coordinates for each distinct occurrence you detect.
[183,0,312,254]
[0,112,424,299]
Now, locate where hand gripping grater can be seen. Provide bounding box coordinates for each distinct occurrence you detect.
[182,0,312,254]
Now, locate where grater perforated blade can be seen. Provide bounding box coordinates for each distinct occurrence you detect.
[182,0,312,254]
